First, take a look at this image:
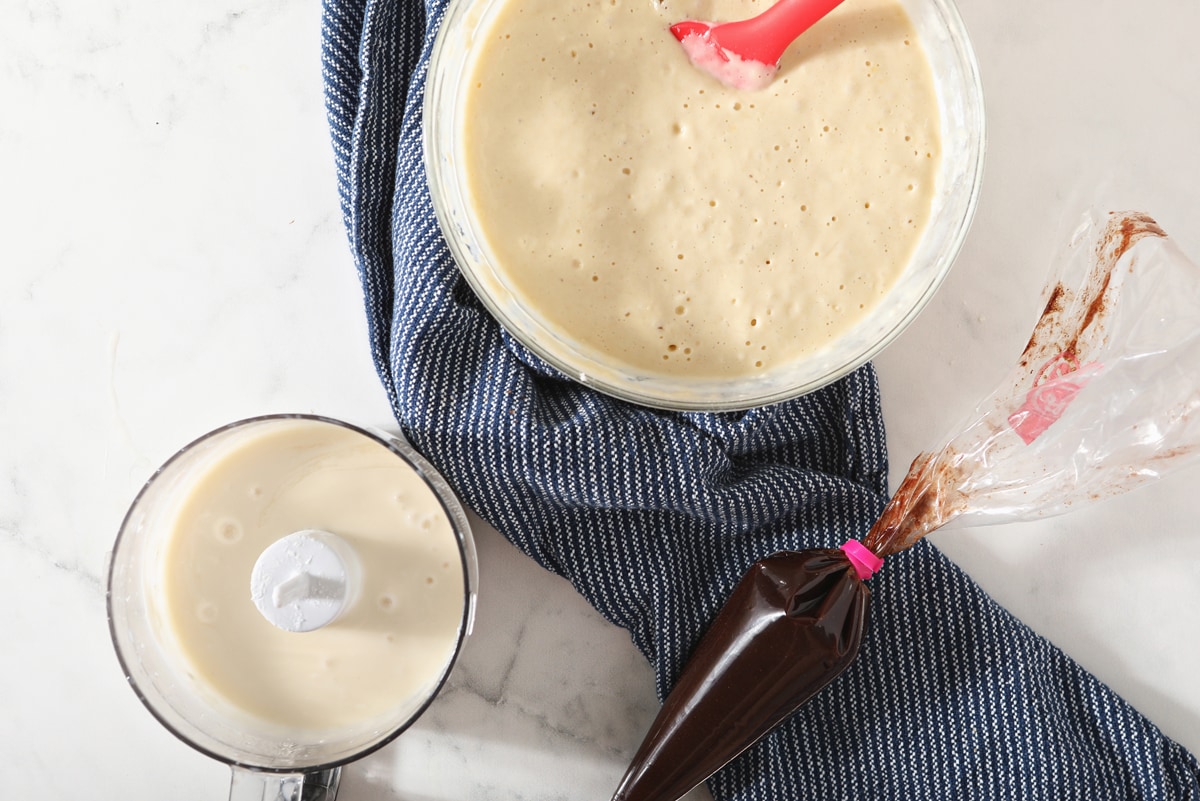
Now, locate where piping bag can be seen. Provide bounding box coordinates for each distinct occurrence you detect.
[612,211,1200,801]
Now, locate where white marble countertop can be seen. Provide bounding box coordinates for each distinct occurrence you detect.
[4,0,1200,797]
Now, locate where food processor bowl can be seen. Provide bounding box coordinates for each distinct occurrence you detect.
[107,415,478,800]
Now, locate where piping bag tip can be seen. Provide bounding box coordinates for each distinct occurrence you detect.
[611,548,871,801]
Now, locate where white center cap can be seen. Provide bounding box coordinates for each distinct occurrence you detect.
[250,529,361,633]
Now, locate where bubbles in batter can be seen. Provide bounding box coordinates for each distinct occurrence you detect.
[196,601,219,624]
[214,518,242,544]
[462,0,942,379]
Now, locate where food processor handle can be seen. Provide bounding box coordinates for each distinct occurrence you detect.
[228,766,342,801]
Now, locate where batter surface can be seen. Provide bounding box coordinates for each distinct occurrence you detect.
[463,0,941,378]
[159,419,465,732]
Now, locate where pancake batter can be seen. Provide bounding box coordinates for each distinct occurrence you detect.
[158,419,466,732]
[462,0,941,379]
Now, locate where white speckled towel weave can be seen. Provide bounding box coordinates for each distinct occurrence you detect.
[320,0,1200,796]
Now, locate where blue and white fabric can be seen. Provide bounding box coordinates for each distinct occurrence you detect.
[320,0,1200,796]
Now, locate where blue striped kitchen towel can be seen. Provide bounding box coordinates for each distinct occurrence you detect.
[320,0,1200,797]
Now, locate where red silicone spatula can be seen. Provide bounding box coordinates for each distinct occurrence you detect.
[670,0,846,89]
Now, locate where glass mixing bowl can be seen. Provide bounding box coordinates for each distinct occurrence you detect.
[425,0,985,411]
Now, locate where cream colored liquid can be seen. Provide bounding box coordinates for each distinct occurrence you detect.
[463,0,941,378]
[159,420,465,732]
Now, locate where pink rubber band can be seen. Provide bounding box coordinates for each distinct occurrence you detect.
[841,539,883,581]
